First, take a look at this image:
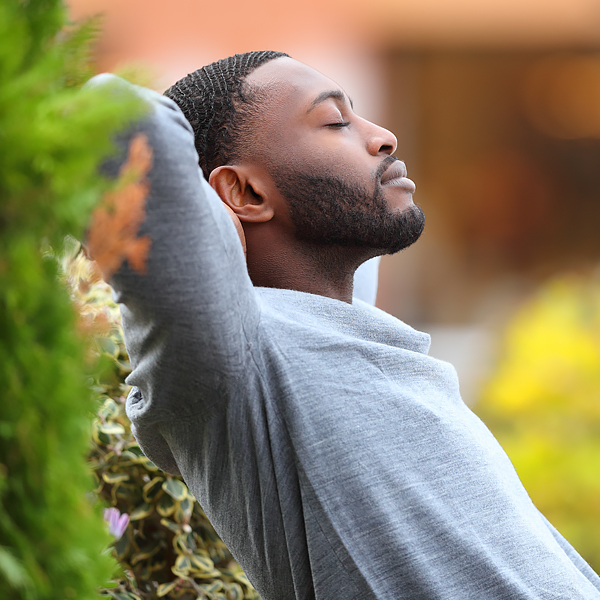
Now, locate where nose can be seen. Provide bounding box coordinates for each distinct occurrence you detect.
[365,120,398,156]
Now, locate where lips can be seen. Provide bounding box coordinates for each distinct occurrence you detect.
[380,159,416,192]
[380,160,407,184]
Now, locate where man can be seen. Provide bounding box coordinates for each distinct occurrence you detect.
[94,51,600,599]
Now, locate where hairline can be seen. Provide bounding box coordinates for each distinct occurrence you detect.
[225,79,276,168]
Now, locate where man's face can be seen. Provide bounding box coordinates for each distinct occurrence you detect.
[243,58,424,254]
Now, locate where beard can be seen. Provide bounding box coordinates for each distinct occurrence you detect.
[272,166,425,256]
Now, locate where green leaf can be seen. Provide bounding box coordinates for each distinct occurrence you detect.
[233,572,252,587]
[129,501,153,521]
[174,554,192,574]
[142,476,165,501]
[0,546,33,590]
[130,541,161,565]
[173,533,190,554]
[125,444,144,457]
[112,593,141,600]
[112,482,137,501]
[177,495,194,521]
[160,518,181,533]
[162,477,187,501]
[119,450,142,461]
[190,552,215,573]
[157,492,177,517]
[102,471,129,484]
[195,569,223,579]
[198,581,223,594]
[156,581,178,597]
[143,458,159,471]
[93,429,111,445]
[99,422,126,435]
[170,568,191,581]
[224,582,244,600]
[98,398,119,419]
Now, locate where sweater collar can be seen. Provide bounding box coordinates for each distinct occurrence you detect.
[256,287,431,355]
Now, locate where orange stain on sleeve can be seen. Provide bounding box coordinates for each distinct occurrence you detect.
[88,134,153,280]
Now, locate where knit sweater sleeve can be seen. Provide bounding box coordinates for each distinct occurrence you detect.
[88,75,259,473]
[538,510,600,591]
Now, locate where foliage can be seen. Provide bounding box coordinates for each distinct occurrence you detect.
[0,0,142,598]
[477,270,600,571]
[64,251,261,600]
[1,1,259,596]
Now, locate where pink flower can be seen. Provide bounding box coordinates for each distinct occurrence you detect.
[103,507,129,539]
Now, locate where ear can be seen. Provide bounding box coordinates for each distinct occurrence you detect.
[209,165,274,223]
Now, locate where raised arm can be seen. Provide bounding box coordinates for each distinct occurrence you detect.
[89,75,260,472]
[538,511,600,592]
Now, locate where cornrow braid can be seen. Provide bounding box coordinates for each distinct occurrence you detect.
[164,51,289,179]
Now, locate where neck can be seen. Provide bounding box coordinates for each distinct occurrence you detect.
[246,238,370,304]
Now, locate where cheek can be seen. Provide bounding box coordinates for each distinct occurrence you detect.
[257,125,369,182]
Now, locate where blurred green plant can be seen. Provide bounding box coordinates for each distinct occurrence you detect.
[0,0,142,598]
[477,270,600,571]
[64,250,261,600]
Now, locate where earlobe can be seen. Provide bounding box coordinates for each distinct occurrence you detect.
[209,165,274,223]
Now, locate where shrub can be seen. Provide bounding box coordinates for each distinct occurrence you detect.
[477,270,600,571]
[1,2,260,596]
[65,246,261,600]
[0,1,140,598]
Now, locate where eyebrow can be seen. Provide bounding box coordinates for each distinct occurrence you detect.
[306,89,354,113]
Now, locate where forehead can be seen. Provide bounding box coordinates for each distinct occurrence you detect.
[244,57,346,126]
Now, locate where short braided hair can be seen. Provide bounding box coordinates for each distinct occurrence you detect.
[164,51,289,179]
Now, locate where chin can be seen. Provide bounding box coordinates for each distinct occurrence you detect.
[385,190,415,212]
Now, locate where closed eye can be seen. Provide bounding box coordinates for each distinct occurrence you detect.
[327,121,350,128]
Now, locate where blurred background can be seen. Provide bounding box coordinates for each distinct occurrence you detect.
[67,0,600,568]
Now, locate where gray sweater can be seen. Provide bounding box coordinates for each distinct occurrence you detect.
[95,74,600,600]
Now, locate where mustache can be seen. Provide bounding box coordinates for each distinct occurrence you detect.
[375,155,399,182]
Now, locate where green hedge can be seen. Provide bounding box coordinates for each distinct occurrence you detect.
[0,1,140,598]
